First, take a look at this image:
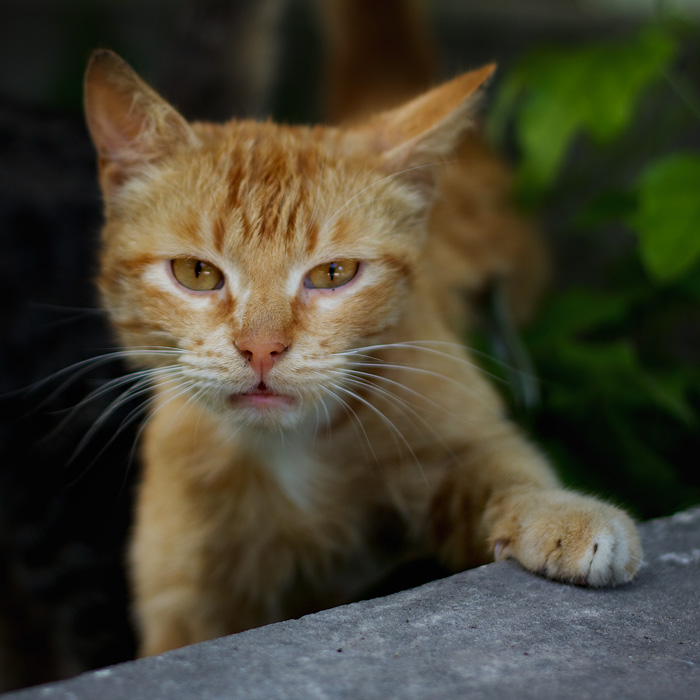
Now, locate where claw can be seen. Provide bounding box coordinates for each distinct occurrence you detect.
[494,539,511,561]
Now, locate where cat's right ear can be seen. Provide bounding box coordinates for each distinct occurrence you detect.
[351,64,496,188]
[84,49,196,196]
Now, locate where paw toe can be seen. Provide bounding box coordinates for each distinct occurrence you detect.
[502,491,642,587]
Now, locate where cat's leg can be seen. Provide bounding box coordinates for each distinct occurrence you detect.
[129,392,279,656]
[429,425,642,586]
[130,469,282,657]
[129,476,233,657]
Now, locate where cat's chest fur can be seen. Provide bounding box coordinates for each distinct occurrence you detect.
[135,385,432,620]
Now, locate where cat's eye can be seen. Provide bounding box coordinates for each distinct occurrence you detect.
[171,258,224,291]
[304,260,359,290]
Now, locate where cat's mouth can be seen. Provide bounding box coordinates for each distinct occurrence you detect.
[228,383,296,410]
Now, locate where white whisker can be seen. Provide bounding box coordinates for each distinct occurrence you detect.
[327,381,427,485]
[317,384,379,464]
[23,347,183,406]
[68,371,180,462]
[343,339,538,385]
[335,367,445,414]
[126,379,203,467]
[331,371,457,462]
[342,360,491,404]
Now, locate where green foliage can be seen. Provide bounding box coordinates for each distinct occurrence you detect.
[630,153,700,281]
[488,21,700,518]
[491,28,677,200]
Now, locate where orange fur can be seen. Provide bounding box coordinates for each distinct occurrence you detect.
[318,0,548,326]
[84,47,641,658]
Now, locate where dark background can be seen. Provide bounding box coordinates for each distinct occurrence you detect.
[0,0,698,692]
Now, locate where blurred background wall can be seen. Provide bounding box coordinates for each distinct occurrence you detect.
[2,0,695,119]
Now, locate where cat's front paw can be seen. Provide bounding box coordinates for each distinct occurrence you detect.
[489,490,642,587]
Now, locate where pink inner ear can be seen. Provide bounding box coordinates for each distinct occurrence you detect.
[84,52,148,162]
[372,63,496,167]
[86,82,144,161]
[84,50,195,194]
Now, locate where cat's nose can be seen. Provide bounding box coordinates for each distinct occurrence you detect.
[235,337,289,379]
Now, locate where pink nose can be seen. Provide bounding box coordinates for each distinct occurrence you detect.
[235,337,288,379]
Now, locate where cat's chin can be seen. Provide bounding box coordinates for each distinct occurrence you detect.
[226,388,300,429]
[228,391,296,411]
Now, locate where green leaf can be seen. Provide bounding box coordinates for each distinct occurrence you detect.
[575,189,638,229]
[679,269,700,300]
[641,371,697,426]
[629,153,700,282]
[496,27,677,197]
[540,340,642,411]
[526,289,631,348]
[606,411,687,513]
[538,339,696,426]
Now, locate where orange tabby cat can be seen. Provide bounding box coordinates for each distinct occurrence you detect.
[84,46,641,657]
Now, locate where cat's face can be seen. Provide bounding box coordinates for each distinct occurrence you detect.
[99,123,427,429]
[85,51,491,429]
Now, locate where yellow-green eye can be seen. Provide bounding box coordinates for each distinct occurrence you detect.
[304,260,359,289]
[171,258,224,291]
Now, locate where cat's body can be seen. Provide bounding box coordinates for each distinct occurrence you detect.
[84,32,641,655]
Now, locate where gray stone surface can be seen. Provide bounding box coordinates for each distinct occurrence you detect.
[6,507,700,700]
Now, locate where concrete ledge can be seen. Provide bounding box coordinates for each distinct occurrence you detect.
[7,507,700,700]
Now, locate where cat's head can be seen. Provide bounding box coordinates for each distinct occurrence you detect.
[84,50,492,430]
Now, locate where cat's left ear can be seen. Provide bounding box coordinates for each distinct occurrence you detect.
[357,63,496,175]
[84,49,197,196]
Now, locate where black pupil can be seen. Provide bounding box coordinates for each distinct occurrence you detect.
[195,260,203,277]
[329,262,337,280]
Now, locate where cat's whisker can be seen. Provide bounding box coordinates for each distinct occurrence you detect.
[61,374,196,489]
[330,371,455,459]
[327,381,427,485]
[314,386,336,438]
[125,379,203,469]
[170,381,219,438]
[336,376,429,439]
[338,339,516,405]
[343,339,540,387]
[28,304,107,330]
[29,302,106,315]
[47,365,183,443]
[375,338,537,376]
[341,360,494,410]
[336,367,447,415]
[58,365,180,416]
[311,394,322,446]
[23,347,184,407]
[61,396,156,491]
[38,367,170,451]
[336,347,475,379]
[339,340,486,372]
[317,384,379,465]
[311,385,332,440]
[77,387,165,482]
[191,386,213,443]
[67,370,184,463]
[330,369,426,424]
